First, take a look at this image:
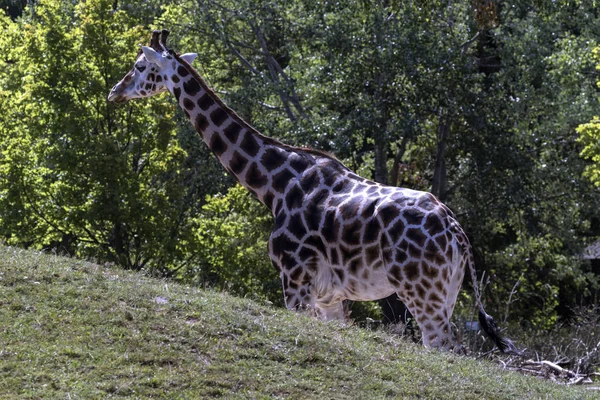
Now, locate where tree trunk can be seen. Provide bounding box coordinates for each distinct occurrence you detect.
[432,116,450,201]
[389,133,410,187]
[373,137,389,185]
[250,21,307,122]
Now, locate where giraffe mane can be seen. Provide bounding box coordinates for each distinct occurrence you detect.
[171,51,345,165]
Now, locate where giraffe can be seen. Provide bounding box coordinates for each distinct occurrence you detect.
[108,30,518,353]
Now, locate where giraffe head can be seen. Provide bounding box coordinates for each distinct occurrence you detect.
[108,30,197,104]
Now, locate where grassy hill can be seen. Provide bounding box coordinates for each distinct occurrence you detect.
[0,245,595,399]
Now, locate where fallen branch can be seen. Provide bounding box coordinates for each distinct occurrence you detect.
[506,359,599,385]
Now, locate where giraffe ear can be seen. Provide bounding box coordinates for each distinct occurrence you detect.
[141,46,164,65]
[180,53,198,65]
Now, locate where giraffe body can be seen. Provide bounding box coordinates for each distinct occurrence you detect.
[269,163,467,347]
[108,30,517,353]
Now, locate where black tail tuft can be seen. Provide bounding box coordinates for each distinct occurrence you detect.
[478,310,521,355]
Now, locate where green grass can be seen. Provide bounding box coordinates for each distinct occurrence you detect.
[0,245,595,399]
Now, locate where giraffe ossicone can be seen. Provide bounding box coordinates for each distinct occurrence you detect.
[108,29,519,353]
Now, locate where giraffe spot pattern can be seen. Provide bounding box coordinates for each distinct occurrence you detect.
[348,258,362,275]
[229,151,248,174]
[332,180,350,193]
[329,247,340,265]
[285,184,304,211]
[194,114,209,132]
[245,162,268,188]
[261,148,287,171]
[300,169,319,193]
[404,261,420,281]
[298,246,316,262]
[210,108,228,127]
[198,93,215,110]
[183,78,201,96]
[418,193,439,211]
[263,191,274,210]
[425,240,446,265]
[421,276,433,290]
[323,168,338,187]
[322,210,339,243]
[305,190,329,231]
[404,209,424,225]
[395,250,408,265]
[360,200,377,219]
[334,268,345,282]
[272,169,295,193]
[339,198,362,221]
[210,134,228,156]
[436,234,448,252]
[173,87,181,102]
[342,220,362,246]
[240,132,260,158]
[425,214,444,236]
[340,245,361,266]
[288,213,308,240]
[362,218,380,243]
[379,205,399,228]
[389,265,402,283]
[290,155,309,173]
[406,227,427,247]
[303,235,327,256]
[177,65,190,77]
[224,122,242,143]
[183,98,195,110]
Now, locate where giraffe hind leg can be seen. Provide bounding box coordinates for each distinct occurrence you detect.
[393,267,458,350]
[401,295,456,350]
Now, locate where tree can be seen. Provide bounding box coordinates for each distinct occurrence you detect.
[2,0,599,330]
[450,1,600,326]
[577,47,600,187]
[0,0,218,271]
[183,184,280,303]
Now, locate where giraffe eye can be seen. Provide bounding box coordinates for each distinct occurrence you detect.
[135,64,146,73]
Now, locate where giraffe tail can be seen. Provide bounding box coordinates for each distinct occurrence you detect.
[457,222,521,355]
[477,308,521,355]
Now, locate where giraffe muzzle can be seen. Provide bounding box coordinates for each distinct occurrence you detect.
[107,87,126,103]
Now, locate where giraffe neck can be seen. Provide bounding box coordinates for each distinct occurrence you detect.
[167,54,314,211]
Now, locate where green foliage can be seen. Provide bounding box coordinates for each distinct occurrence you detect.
[1,0,600,331]
[578,115,600,186]
[0,0,209,271]
[577,47,600,187]
[181,184,280,304]
[446,2,600,327]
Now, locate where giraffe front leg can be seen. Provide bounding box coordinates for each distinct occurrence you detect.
[281,267,346,321]
[314,302,346,321]
[269,235,317,314]
[269,228,329,319]
[281,270,316,314]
